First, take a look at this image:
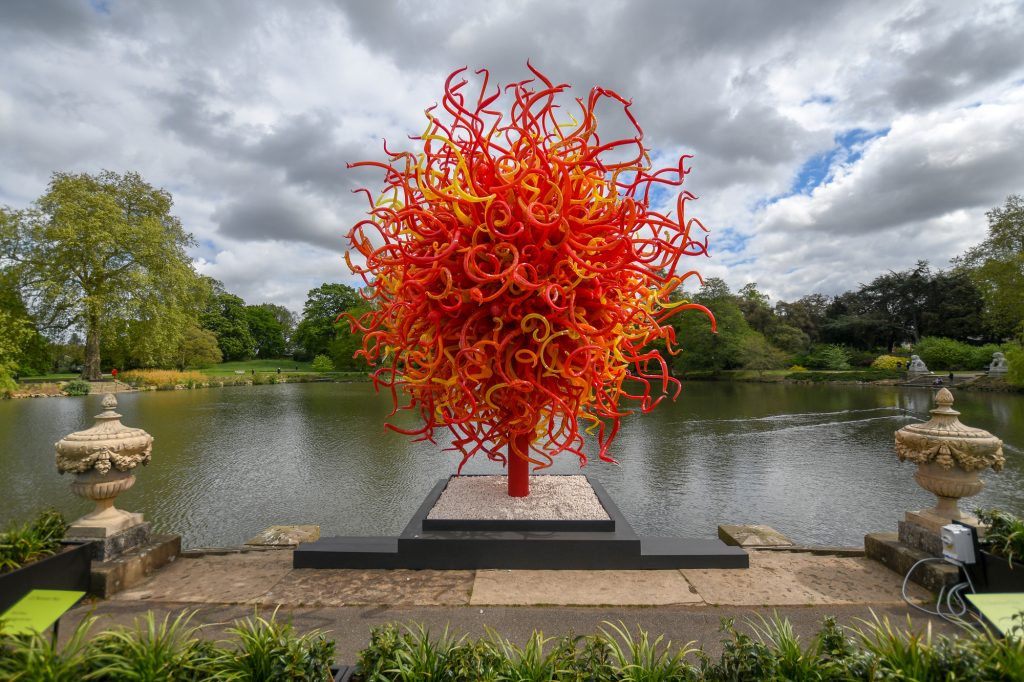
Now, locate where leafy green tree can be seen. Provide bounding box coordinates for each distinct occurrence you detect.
[198,278,255,361]
[766,324,810,354]
[955,195,1024,339]
[329,305,371,371]
[737,282,775,334]
[737,334,789,372]
[918,270,985,342]
[245,304,288,358]
[294,283,360,360]
[670,278,762,372]
[775,294,829,344]
[175,325,222,368]
[0,269,49,375]
[0,310,35,390]
[1,171,201,379]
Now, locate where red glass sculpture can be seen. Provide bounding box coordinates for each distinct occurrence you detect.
[347,65,714,496]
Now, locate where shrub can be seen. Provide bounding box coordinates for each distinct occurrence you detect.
[0,509,68,572]
[969,343,1005,371]
[805,345,851,370]
[1004,344,1024,387]
[310,354,335,372]
[787,365,807,372]
[913,336,975,371]
[787,369,901,383]
[61,379,92,396]
[871,354,906,370]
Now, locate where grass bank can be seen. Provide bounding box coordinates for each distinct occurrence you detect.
[678,369,1022,392]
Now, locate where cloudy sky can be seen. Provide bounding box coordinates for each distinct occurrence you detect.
[3,0,1023,313]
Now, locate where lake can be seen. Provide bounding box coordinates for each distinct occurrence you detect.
[1,381,1021,548]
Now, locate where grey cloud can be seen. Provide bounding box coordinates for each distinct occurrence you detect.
[887,13,1024,110]
[159,86,375,199]
[756,104,1024,248]
[0,0,97,43]
[806,141,1022,237]
[214,196,341,252]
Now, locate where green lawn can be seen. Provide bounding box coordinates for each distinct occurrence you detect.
[17,373,79,382]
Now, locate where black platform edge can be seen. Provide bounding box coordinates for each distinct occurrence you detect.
[294,476,748,570]
[415,474,616,533]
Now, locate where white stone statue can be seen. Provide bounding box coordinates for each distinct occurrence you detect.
[907,354,929,375]
[988,352,1008,377]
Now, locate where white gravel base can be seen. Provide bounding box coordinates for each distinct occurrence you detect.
[427,475,610,521]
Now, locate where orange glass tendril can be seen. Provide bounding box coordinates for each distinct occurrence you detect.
[345,65,715,475]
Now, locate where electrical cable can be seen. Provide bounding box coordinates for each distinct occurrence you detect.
[901,557,975,625]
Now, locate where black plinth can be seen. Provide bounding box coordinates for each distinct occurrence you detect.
[294,476,748,570]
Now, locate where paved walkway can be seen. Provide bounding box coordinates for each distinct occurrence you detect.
[62,548,966,663]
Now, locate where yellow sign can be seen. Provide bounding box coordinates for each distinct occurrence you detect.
[0,590,86,635]
[966,593,1024,635]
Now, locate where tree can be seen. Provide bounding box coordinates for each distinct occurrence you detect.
[737,334,789,372]
[737,282,774,334]
[293,283,360,360]
[0,268,49,374]
[954,195,1024,339]
[670,278,761,372]
[1,171,201,379]
[918,270,985,342]
[0,310,35,390]
[175,326,222,368]
[245,304,289,358]
[775,293,830,344]
[198,277,254,361]
[329,305,370,371]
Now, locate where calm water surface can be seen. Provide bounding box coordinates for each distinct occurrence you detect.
[1,381,1021,548]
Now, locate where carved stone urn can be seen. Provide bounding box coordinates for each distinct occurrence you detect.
[895,388,1004,522]
[55,393,153,537]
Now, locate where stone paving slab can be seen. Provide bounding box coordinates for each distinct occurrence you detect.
[258,569,474,607]
[471,569,704,606]
[108,547,933,609]
[112,550,294,604]
[681,551,930,606]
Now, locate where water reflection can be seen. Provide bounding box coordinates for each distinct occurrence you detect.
[0,381,1020,548]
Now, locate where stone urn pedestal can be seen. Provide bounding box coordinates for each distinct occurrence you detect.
[67,469,144,538]
[55,393,154,558]
[865,387,1004,592]
[895,387,1004,543]
[54,393,180,597]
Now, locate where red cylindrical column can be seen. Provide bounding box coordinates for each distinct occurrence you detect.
[507,430,530,497]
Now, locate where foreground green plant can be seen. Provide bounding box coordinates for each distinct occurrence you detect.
[0,509,68,572]
[0,614,97,681]
[600,620,696,681]
[88,610,216,681]
[353,614,1024,682]
[977,508,1024,567]
[4,609,1024,681]
[0,608,335,681]
[219,609,335,680]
